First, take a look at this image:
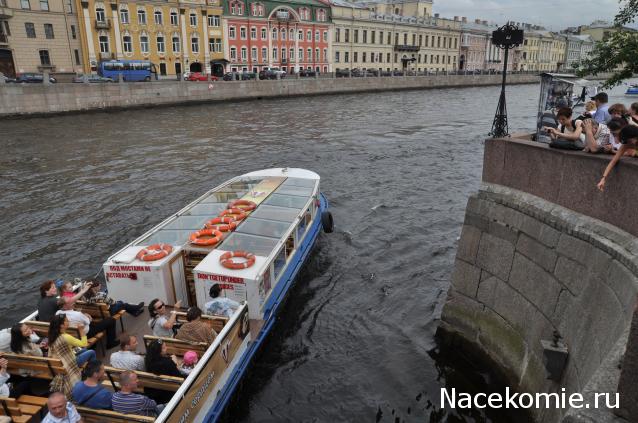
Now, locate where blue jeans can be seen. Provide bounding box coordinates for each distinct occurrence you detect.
[76,348,96,366]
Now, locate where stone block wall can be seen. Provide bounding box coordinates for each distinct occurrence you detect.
[439,136,638,422]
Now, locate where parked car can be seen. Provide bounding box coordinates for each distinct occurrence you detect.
[15,73,57,83]
[72,74,115,83]
[364,69,379,77]
[298,69,318,77]
[259,68,286,80]
[335,69,351,78]
[186,72,218,81]
[222,71,257,81]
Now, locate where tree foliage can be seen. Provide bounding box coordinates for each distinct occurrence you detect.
[576,0,638,88]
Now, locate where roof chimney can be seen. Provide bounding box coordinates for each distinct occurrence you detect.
[462,16,467,23]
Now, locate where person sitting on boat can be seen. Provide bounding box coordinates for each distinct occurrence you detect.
[37,280,91,322]
[48,314,96,366]
[0,355,33,398]
[582,118,612,154]
[205,284,240,318]
[591,92,611,124]
[180,351,198,375]
[597,126,638,191]
[42,392,83,423]
[112,371,163,417]
[56,299,119,350]
[10,323,44,357]
[47,315,83,398]
[83,280,145,317]
[144,339,183,404]
[148,299,182,338]
[110,333,145,371]
[71,360,113,410]
[176,306,217,344]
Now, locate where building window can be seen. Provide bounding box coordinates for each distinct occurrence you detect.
[344,29,349,42]
[25,22,36,38]
[363,30,367,43]
[379,31,383,44]
[281,28,286,40]
[362,52,366,62]
[172,36,180,52]
[123,35,132,53]
[240,26,246,39]
[387,52,390,62]
[307,30,311,41]
[138,9,146,25]
[335,28,340,43]
[261,27,266,40]
[20,0,30,9]
[290,48,294,60]
[298,29,303,40]
[70,24,76,39]
[298,48,302,60]
[230,47,236,60]
[157,35,165,53]
[65,0,71,12]
[120,8,129,24]
[74,49,80,64]
[170,11,178,25]
[191,36,199,53]
[353,29,358,43]
[344,51,349,62]
[208,15,219,27]
[241,47,247,61]
[323,31,327,42]
[323,48,326,61]
[250,26,256,39]
[229,26,235,39]
[315,30,319,41]
[154,10,162,25]
[261,47,267,61]
[307,48,311,61]
[353,51,357,62]
[272,28,277,40]
[44,23,54,39]
[39,0,48,11]
[272,47,277,60]
[189,12,196,26]
[39,49,50,65]
[95,7,105,22]
[210,38,221,52]
[140,34,149,53]
[335,51,339,63]
[99,35,109,52]
[315,48,319,61]
[251,47,257,60]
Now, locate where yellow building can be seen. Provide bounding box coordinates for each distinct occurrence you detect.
[75,0,224,77]
[518,30,540,71]
[549,33,566,71]
[579,20,637,42]
[0,0,83,77]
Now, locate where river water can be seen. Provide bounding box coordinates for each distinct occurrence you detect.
[0,81,631,422]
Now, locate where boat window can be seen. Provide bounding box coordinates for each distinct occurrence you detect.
[250,205,300,223]
[296,213,308,239]
[304,208,312,227]
[285,233,295,258]
[274,184,314,197]
[201,192,246,203]
[273,247,286,279]
[259,265,273,306]
[163,216,209,230]
[138,229,193,246]
[282,177,316,188]
[263,194,308,210]
[236,218,289,238]
[182,203,228,216]
[218,232,280,257]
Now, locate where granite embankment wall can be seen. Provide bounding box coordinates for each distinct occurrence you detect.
[439,137,638,423]
[0,73,539,117]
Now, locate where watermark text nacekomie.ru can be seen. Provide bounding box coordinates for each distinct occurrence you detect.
[441,388,619,409]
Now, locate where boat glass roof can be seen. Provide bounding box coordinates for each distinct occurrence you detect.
[274,185,314,197]
[263,193,308,209]
[182,203,227,216]
[236,218,290,238]
[218,232,280,257]
[163,216,210,230]
[139,229,193,246]
[249,205,300,222]
[201,192,246,203]
[281,177,316,187]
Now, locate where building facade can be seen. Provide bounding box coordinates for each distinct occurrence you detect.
[223,0,331,74]
[459,19,487,71]
[330,0,461,73]
[0,0,82,77]
[75,0,224,77]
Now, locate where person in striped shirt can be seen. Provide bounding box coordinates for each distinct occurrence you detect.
[111,371,163,417]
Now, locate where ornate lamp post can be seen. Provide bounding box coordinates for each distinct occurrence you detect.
[489,22,524,138]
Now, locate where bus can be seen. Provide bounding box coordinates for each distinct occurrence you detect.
[98,60,157,82]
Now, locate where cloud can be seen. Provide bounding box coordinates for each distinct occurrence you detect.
[432,0,622,30]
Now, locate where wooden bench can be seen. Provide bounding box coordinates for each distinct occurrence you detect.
[76,301,126,331]
[24,320,104,353]
[0,397,43,423]
[76,406,156,423]
[174,311,228,333]
[103,366,184,392]
[2,353,66,380]
[143,335,208,357]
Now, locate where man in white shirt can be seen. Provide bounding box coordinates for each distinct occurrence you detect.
[205,284,240,318]
[42,392,83,423]
[56,300,119,349]
[110,333,145,371]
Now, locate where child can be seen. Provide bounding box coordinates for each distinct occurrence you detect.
[181,351,198,375]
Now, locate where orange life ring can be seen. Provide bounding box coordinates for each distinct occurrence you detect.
[219,208,248,221]
[204,217,237,231]
[189,229,224,246]
[220,250,256,269]
[136,243,173,261]
[228,199,257,211]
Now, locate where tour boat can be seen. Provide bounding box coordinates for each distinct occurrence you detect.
[625,84,638,96]
[19,168,333,423]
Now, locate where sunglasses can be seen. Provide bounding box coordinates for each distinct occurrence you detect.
[156,303,165,310]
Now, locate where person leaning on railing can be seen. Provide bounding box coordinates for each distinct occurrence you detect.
[597,125,638,191]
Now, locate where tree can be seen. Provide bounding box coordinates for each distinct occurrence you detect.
[577,0,638,88]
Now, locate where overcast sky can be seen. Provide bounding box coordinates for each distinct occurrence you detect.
[432,0,625,30]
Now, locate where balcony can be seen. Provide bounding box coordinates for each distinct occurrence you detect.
[394,44,420,52]
[0,7,13,18]
[94,19,110,29]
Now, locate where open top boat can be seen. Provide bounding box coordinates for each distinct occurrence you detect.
[14,168,333,423]
[625,84,638,96]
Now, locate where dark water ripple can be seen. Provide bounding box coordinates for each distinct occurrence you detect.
[1,82,631,422]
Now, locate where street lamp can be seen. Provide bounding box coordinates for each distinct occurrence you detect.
[489,22,524,138]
